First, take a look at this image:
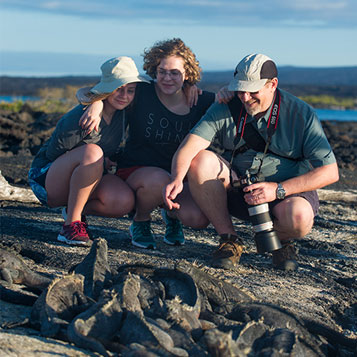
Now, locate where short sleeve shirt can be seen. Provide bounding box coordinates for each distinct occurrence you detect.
[190,89,336,182]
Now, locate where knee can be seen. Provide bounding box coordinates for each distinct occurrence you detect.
[103,189,135,215]
[178,209,209,229]
[83,144,104,166]
[276,207,314,238]
[137,170,170,193]
[291,209,314,237]
[188,151,219,181]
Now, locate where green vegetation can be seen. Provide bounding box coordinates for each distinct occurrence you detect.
[299,95,357,110]
[0,85,80,113]
[0,98,76,114]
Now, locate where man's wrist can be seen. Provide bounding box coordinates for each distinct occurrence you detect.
[276,182,286,200]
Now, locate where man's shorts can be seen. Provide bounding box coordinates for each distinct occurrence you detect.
[28,163,51,205]
[227,188,320,221]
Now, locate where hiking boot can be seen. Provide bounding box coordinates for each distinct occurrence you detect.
[62,207,93,239]
[129,220,156,249]
[211,234,244,270]
[272,241,298,271]
[57,221,91,246]
[161,209,185,246]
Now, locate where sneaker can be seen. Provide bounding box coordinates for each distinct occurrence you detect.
[161,209,185,246]
[129,220,156,249]
[272,241,298,271]
[211,234,244,270]
[57,221,91,246]
[62,207,93,240]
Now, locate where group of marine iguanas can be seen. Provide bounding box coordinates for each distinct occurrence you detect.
[1,240,356,356]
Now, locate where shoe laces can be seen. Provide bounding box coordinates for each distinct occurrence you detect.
[70,221,88,237]
[133,221,152,238]
[166,217,182,236]
[218,240,242,255]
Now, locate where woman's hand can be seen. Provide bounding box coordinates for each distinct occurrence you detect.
[163,179,184,210]
[79,101,104,134]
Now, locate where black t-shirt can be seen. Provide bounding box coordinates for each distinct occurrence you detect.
[118,81,215,172]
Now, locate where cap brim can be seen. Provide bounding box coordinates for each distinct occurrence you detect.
[228,78,267,92]
[90,75,150,94]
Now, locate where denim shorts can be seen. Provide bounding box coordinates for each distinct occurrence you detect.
[28,163,52,205]
[227,188,320,221]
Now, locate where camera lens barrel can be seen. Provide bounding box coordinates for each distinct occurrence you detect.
[247,203,282,253]
[248,204,273,233]
[255,230,282,253]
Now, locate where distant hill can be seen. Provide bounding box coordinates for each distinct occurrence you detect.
[1,66,357,97]
[200,66,357,96]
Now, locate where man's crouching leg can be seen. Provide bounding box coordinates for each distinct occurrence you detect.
[272,194,317,271]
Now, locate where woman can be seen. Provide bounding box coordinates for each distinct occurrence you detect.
[77,38,216,250]
[28,56,149,246]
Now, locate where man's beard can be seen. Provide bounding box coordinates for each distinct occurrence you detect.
[244,104,260,117]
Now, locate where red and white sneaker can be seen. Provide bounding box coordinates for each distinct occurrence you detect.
[61,207,93,240]
[57,221,91,246]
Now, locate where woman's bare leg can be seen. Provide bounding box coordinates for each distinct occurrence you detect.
[45,144,104,225]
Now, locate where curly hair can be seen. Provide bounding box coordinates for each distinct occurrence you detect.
[142,38,202,85]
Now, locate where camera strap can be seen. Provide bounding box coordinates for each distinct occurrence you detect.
[228,89,281,172]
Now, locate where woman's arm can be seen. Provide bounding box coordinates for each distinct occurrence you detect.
[76,87,104,133]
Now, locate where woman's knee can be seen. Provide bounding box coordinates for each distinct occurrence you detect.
[178,208,209,229]
[82,144,104,166]
[99,187,135,214]
[130,168,171,192]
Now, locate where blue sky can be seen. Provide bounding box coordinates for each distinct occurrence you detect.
[1,0,356,76]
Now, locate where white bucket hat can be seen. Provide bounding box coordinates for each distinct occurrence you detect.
[228,54,278,92]
[90,56,150,94]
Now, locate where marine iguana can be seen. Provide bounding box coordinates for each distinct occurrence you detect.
[0,245,52,305]
[0,245,51,290]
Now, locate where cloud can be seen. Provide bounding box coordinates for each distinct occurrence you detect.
[1,0,356,28]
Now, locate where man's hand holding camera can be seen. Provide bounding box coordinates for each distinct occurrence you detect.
[242,182,280,205]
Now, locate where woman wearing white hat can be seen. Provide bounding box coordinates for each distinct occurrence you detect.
[28,56,150,246]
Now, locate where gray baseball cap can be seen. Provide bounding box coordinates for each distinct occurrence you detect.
[90,56,150,94]
[228,54,278,92]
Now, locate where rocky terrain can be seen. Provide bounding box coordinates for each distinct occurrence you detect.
[0,106,356,356]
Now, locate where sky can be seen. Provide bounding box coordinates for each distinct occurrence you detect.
[0,0,357,77]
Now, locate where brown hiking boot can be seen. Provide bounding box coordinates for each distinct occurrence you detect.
[211,234,244,270]
[272,241,298,271]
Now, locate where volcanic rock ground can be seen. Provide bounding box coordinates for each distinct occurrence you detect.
[0,107,356,356]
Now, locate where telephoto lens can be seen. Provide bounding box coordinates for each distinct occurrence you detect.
[247,202,282,253]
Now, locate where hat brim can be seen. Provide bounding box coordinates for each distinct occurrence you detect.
[228,78,268,92]
[90,75,150,95]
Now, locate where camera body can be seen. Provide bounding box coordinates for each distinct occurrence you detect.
[233,172,282,254]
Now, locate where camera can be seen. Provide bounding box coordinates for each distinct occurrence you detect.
[232,172,282,254]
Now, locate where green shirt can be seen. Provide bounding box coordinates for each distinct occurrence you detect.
[191,89,336,182]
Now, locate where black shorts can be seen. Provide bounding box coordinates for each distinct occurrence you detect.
[227,189,320,221]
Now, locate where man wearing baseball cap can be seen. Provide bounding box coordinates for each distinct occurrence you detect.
[163,53,339,272]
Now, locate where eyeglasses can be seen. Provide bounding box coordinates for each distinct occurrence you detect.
[157,68,184,79]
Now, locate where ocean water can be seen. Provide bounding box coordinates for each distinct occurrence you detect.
[0,96,356,122]
[315,109,357,122]
[0,95,40,102]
